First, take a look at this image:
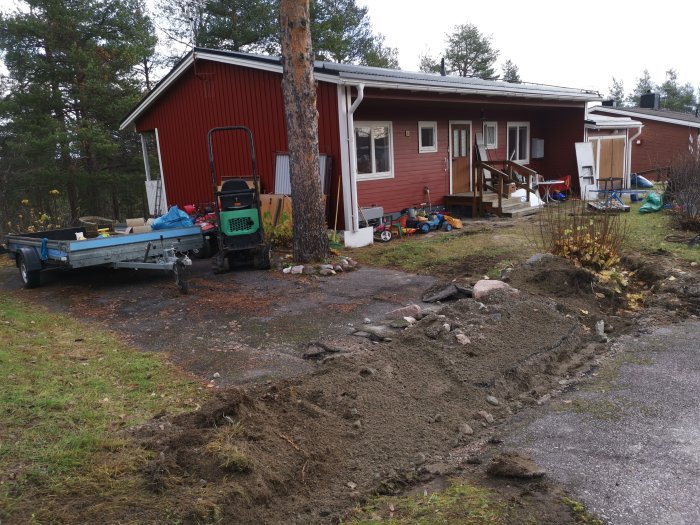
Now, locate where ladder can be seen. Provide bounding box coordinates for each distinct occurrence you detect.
[153,178,164,217]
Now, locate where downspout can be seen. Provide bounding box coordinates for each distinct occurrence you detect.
[347,83,364,231]
[626,125,643,187]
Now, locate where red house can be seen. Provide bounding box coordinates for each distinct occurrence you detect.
[120,49,600,246]
[589,104,700,178]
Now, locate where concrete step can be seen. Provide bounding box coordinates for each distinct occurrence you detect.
[500,198,528,210]
[501,204,540,217]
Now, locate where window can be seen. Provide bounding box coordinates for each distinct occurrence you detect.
[354,122,393,180]
[483,121,498,149]
[418,121,438,153]
[507,122,530,163]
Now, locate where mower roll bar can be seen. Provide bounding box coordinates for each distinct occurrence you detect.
[207,126,259,216]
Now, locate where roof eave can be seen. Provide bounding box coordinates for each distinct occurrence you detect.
[590,106,700,130]
[121,50,600,130]
[337,76,600,102]
[120,52,196,131]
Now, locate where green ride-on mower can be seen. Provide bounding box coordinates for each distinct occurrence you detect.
[208,126,271,273]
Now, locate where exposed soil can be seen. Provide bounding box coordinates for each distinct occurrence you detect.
[2,234,699,524]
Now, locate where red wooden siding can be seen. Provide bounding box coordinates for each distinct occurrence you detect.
[134,59,341,211]
[133,61,588,221]
[591,109,700,177]
[629,120,698,175]
[354,97,586,212]
[535,107,586,189]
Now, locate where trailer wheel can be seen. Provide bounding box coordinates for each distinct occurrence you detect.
[173,261,189,294]
[18,254,40,288]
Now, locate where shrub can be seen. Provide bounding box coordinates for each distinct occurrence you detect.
[262,210,293,248]
[666,154,700,231]
[5,192,69,234]
[534,201,627,271]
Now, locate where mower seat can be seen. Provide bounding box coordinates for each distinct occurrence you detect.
[220,179,255,210]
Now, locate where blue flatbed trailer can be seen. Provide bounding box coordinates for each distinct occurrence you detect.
[5,225,202,293]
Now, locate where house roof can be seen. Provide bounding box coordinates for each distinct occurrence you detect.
[589,106,700,129]
[585,113,643,130]
[120,48,602,131]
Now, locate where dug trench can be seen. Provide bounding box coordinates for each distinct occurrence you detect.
[3,251,698,524]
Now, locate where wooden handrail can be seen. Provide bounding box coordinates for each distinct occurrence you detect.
[478,160,541,213]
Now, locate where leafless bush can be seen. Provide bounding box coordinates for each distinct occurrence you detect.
[533,201,627,271]
[666,154,700,231]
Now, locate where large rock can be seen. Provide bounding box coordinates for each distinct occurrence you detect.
[422,283,473,303]
[360,324,398,341]
[385,304,422,320]
[473,280,519,300]
[487,451,545,479]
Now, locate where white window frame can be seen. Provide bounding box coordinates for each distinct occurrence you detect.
[354,121,394,181]
[507,122,530,164]
[418,121,438,153]
[483,121,498,149]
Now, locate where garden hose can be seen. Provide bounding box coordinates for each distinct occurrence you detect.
[664,234,700,246]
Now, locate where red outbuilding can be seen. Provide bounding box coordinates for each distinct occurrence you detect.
[589,104,700,178]
[121,48,600,246]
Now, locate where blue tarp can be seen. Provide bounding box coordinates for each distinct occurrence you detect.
[152,205,193,230]
[631,174,655,189]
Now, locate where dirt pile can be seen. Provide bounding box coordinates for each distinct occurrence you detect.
[114,257,616,524]
[8,252,697,524]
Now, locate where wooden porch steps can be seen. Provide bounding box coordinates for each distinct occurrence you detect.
[445,191,539,218]
[500,202,540,218]
[483,193,539,217]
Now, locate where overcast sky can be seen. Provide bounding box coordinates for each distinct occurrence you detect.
[1,0,696,99]
[358,0,699,97]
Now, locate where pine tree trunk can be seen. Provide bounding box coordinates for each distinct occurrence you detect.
[279,0,329,263]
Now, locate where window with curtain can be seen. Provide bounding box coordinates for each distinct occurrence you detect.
[354,122,393,180]
[507,122,530,163]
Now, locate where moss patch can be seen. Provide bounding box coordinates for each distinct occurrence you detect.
[349,479,506,524]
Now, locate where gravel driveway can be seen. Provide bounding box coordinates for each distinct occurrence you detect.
[503,320,700,525]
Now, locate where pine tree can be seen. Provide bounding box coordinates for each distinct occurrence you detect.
[155,0,279,56]
[501,60,521,83]
[629,69,656,107]
[659,69,695,112]
[0,0,157,222]
[155,0,398,68]
[280,0,329,262]
[608,77,626,106]
[444,23,499,79]
[419,23,499,79]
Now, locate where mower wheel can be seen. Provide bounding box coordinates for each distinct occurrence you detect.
[378,230,392,242]
[211,253,226,274]
[418,223,430,234]
[442,223,453,232]
[254,244,272,270]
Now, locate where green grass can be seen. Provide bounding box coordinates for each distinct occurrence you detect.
[348,223,534,277]
[346,202,699,278]
[348,480,505,524]
[622,203,700,262]
[0,295,204,517]
[562,497,603,525]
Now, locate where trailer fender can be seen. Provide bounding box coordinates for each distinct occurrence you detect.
[16,247,42,271]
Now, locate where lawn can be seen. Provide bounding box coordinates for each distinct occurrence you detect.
[347,219,536,279]
[348,201,699,277]
[0,295,204,520]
